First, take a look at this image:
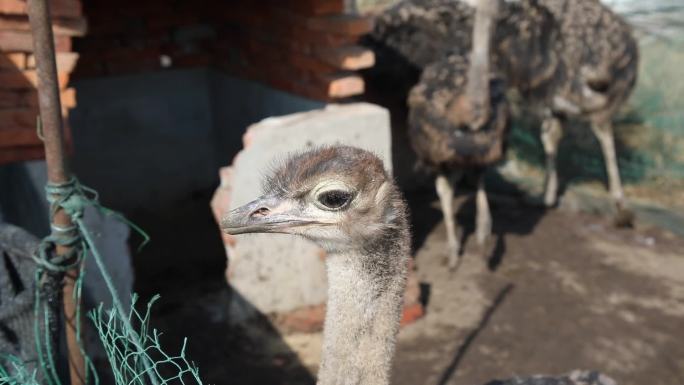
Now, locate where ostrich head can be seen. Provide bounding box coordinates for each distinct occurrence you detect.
[221,146,408,254]
[221,146,410,385]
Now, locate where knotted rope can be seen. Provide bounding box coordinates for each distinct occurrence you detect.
[31,178,155,385]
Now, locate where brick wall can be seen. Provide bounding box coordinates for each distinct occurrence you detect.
[1,0,377,165]
[74,0,375,101]
[0,0,84,165]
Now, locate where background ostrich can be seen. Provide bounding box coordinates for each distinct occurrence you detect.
[407,53,508,269]
[368,0,638,224]
[220,146,410,385]
[535,0,638,225]
[366,0,556,267]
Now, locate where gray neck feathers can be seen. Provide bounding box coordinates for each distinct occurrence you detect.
[317,233,409,385]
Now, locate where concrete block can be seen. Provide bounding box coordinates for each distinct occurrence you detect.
[212,103,393,316]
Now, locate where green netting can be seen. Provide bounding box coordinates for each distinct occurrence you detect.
[89,295,202,385]
[0,178,203,385]
[0,356,40,385]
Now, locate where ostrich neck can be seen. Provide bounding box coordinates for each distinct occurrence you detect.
[317,251,407,385]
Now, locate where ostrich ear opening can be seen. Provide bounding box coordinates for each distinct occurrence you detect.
[373,181,392,207]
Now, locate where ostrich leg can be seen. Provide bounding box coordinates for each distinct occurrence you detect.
[591,119,633,226]
[436,171,462,269]
[590,120,624,205]
[475,171,491,245]
[541,115,564,207]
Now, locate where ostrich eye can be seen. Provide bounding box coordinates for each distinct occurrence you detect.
[317,190,353,210]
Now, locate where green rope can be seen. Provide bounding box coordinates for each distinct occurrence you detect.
[31,177,156,385]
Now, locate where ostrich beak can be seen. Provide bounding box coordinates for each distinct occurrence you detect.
[220,196,315,235]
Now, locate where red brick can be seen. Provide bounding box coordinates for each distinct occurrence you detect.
[270,0,345,16]
[315,45,375,70]
[18,90,36,107]
[53,18,88,36]
[242,39,284,63]
[324,73,365,98]
[206,3,266,26]
[305,15,374,35]
[0,16,87,36]
[288,25,359,46]
[0,70,33,89]
[287,52,337,74]
[285,74,366,100]
[0,145,44,165]
[0,52,26,69]
[0,70,70,90]
[18,92,78,117]
[54,0,83,18]
[0,90,19,107]
[0,30,32,51]
[269,8,372,38]
[0,30,72,52]
[0,127,39,147]
[61,88,76,108]
[54,35,72,52]
[0,107,38,129]
[400,303,425,326]
[0,0,82,18]
[0,15,27,30]
[26,52,79,73]
[17,90,72,112]
[0,0,24,15]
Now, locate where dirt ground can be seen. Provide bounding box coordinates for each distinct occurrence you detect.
[132,187,684,385]
[392,193,684,385]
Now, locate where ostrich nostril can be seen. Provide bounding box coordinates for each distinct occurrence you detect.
[250,207,270,217]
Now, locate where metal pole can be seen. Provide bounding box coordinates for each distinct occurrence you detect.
[26,1,86,384]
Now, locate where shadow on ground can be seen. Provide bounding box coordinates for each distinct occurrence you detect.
[126,190,315,385]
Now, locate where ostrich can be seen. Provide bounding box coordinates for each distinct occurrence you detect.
[369,0,638,224]
[407,53,508,269]
[368,0,545,268]
[220,146,410,385]
[534,0,638,224]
